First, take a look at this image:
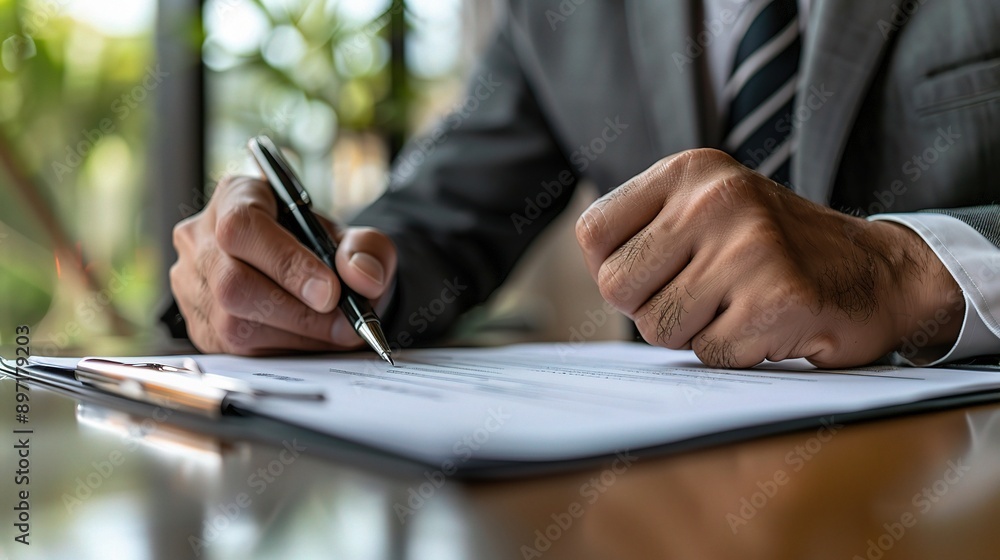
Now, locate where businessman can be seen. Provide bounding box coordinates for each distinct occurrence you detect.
[169,0,1000,368]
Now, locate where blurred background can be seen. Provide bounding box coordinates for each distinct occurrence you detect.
[0,0,621,354]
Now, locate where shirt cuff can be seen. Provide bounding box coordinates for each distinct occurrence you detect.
[869,213,1000,366]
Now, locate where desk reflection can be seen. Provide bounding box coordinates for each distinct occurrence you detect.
[579,407,1000,560]
[462,407,1000,560]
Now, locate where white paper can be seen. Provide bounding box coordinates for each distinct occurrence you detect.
[28,342,1000,464]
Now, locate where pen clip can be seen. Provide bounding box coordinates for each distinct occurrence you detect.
[75,358,230,418]
[248,135,311,209]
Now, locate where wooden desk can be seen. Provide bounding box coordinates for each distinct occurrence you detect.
[2,369,999,559]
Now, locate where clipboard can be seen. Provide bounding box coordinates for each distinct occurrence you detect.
[0,356,433,480]
[73,358,324,418]
[1,357,325,419]
[6,343,1000,480]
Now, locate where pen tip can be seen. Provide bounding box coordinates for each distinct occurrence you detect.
[386,354,396,367]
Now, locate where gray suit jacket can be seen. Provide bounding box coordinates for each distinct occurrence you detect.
[353,0,1000,346]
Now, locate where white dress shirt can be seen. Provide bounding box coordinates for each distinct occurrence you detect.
[700,0,1000,365]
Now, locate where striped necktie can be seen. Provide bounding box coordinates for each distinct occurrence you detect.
[723,0,801,188]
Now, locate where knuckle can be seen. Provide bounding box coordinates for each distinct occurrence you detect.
[218,176,273,209]
[692,334,736,368]
[807,328,839,350]
[273,247,315,290]
[650,150,692,178]
[212,262,249,313]
[597,262,631,309]
[633,313,657,346]
[168,263,184,292]
[215,204,254,253]
[694,333,763,369]
[172,217,196,252]
[742,213,783,243]
[723,221,782,266]
[693,179,735,212]
[215,174,252,196]
[637,286,686,348]
[686,175,760,219]
[688,147,732,166]
[576,206,609,253]
[216,174,236,192]
[188,328,218,354]
[217,314,252,354]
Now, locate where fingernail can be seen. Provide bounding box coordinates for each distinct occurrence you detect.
[302,278,332,310]
[349,252,385,286]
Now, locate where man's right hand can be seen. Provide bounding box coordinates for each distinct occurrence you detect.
[170,176,398,355]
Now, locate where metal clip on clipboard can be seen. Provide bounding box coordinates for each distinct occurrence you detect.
[74,359,325,419]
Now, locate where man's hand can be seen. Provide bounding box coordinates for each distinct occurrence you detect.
[576,149,963,368]
[170,176,397,355]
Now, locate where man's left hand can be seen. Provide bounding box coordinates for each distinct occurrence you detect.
[576,149,962,368]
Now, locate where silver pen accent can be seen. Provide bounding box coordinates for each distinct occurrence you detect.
[249,135,395,365]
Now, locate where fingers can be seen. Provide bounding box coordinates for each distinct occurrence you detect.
[204,252,341,338]
[575,149,729,277]
[633,256,729,349]
[687,294,839,369]
[690,309,768,369]
[174,251,366,355]
[206,311,351,356]
[213,182,342,314]
[171,174,400,356]
[596,224,690,314]
[334,227,398,300]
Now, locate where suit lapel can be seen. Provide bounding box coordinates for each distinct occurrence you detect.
[794,0,897,203]
[625,0,703,157]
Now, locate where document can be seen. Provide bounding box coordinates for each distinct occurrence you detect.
[22,342,1000,466]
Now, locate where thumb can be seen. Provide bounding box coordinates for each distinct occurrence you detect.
[335,227,398,300]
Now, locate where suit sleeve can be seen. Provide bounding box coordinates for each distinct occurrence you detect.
[350,15,578,347]
[870,206,1000,365]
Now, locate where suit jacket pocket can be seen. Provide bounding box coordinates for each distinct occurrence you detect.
[914,57,1000,117]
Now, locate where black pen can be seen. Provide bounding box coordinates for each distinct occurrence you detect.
[248,136,395,366]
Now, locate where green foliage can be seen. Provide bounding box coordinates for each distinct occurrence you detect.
[0,0,156,341]
[205,0,406,160]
